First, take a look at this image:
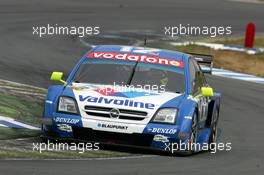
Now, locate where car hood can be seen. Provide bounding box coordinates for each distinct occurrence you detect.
[65,83,185,124]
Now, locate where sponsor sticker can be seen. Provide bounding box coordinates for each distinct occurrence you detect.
[184,116,192,120]
[153,135,169,142]
[132,48,160,55]
[97,123,128,130]
[57,124,72,132]
[54,117,80,124]
[87,52,184,68]
[79,95,155,110]
[148,128,177,134]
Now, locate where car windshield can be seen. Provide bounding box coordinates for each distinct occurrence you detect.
[73,60,185,93]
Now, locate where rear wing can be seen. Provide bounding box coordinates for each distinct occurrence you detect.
[189,53,214,74]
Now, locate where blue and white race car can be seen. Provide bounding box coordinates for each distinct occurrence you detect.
[42,45,221,155]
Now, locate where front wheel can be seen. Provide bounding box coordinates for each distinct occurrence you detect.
[189,113,198,153]
[178,112,198,156]
[208,109,219,149]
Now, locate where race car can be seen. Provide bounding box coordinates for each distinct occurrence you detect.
[42,45,221,155]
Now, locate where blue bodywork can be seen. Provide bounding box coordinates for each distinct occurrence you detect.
[42,45,221,153]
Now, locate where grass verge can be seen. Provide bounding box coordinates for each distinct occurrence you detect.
[0,130,129,159]
[0,80,131,159]
[145,36,264,77]
[205,37,264,48]
[0,93,43,125]
[0,127,40,140]
[0,79,46,125]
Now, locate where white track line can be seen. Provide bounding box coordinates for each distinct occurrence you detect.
[3,155,157,161]
[0,124,7,127]
[0,116,40,130]
[0,79,45,91]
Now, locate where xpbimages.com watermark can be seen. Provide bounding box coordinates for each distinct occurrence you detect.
[32,24,100,37]
[32,140,100,153]
[164,24,232,37]
[164,141,232,154]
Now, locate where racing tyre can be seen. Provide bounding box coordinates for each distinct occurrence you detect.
[179,112,198,156]
[208,109,219,150]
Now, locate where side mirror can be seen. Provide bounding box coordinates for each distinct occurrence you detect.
[201,68,212,74]
[50,72,66,84]
[201,87,214,97]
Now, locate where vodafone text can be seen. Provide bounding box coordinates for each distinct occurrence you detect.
[87,52,184,68]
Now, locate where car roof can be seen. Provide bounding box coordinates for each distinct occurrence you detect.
[93,45,189,62]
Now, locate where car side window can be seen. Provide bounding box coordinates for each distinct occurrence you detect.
[193,59,207,87]
[189,59,206,94]
[189,59,198,94]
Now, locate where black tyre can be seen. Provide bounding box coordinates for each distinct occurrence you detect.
[189,112,198,153]
[208,109,219,149]
[178,112,198,156]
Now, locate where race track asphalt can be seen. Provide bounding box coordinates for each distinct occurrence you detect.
[0,0,264,174]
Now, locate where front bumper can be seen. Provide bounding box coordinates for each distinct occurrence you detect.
[42,113,183,151]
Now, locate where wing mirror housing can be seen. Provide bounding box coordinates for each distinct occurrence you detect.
[201,67,212,74]
[50,72,66,84]
[201,87,214,97]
